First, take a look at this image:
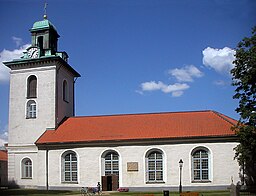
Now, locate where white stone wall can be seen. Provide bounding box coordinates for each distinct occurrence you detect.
[8,66,57,145]
[39,141,240,190]
[56,66,75,125]
[37,150,47,187]
[8,65,56,185]
[8,145,38,188]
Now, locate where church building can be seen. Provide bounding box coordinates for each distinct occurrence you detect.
[4,16,240,191]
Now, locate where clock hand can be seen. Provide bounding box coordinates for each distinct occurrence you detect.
[32,50,37,58]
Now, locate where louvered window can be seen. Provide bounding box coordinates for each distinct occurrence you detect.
[27,75,37,98]
[63,80,69,102]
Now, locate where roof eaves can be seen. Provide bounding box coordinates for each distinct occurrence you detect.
[36,134,238,149]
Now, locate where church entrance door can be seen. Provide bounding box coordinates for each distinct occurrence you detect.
[102,175,118,191]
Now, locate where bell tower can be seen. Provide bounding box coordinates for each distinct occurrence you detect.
[30,15,59,57]
[4,15,80,187]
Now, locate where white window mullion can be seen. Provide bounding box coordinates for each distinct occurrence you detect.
[154,153,157,181]
[200,152,202,180]
[111,154,113,174]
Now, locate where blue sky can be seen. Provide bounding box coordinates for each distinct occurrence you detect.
[0,0,255,145]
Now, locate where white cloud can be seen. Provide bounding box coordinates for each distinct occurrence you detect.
[0,43,30,83]
[12,36,23,47]
[168,65,203,82]
[140,81,189,97]
[202,47,235,74]
[214,80,227,86]
[141,81,165,91]
[172,91,184,97]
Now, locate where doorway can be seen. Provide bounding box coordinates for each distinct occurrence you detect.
[102,175,118,191]
[101,150,119,191]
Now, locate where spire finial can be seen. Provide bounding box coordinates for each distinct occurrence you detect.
[44,2,48,19]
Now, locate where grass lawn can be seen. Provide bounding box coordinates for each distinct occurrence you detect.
[0,189,232,196]
[0,189,80,196]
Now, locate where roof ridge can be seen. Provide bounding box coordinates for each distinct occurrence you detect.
[70,110,214,118]
[212,110,237,126]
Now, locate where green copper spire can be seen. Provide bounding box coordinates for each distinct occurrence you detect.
[19,5,68,62]
[31,19,58,33]
[30,2,57,33]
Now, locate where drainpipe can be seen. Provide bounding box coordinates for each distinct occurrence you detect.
[46,149,49,190]
[73,77,78,116]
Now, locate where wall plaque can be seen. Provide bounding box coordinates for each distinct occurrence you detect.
[127,162,138,171]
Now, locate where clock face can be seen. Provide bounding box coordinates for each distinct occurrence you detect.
[27,47,39,58]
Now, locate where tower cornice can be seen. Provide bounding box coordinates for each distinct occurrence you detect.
[4,56,80,77]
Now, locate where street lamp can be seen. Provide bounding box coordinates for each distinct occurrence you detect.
[179,159,183,194]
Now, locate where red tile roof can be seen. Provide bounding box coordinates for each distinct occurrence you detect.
[36,110,237,145]
[0,150,7,161]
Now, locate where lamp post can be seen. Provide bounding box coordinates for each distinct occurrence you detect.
[179,159,183,195]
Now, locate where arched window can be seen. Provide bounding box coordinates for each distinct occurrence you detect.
[146,150,163,182]
[26,100,36,118]
[27,75,37,98]
[63,80,69,102]
[104,151,119,176]
[21,158,32,178]
[101,150,119,191]
[62,151,77,182]
[192,148,210,181]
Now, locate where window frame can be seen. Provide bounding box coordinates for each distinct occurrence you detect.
[26,100,37,119]
[27,75,37,98]
[145,149,164,183]
[104,151,119,176]
[191,147,211,183]
[61,151,78,183]
[21,158,32,179]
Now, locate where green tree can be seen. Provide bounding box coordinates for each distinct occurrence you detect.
[231,27,256,188]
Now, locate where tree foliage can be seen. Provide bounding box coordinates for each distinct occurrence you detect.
[231,27,256,187]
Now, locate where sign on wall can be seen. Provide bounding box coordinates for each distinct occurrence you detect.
[127,162,138,171]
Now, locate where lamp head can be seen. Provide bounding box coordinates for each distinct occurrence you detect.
[179,159,183,168]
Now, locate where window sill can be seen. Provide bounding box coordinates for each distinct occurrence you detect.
[21,177,32,179]
[146,181,165,184]
[61,181,78,184]
[26,117,36,119]
[192,180,211,183]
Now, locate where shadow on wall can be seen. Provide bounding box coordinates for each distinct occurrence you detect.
[7,180,20,189]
